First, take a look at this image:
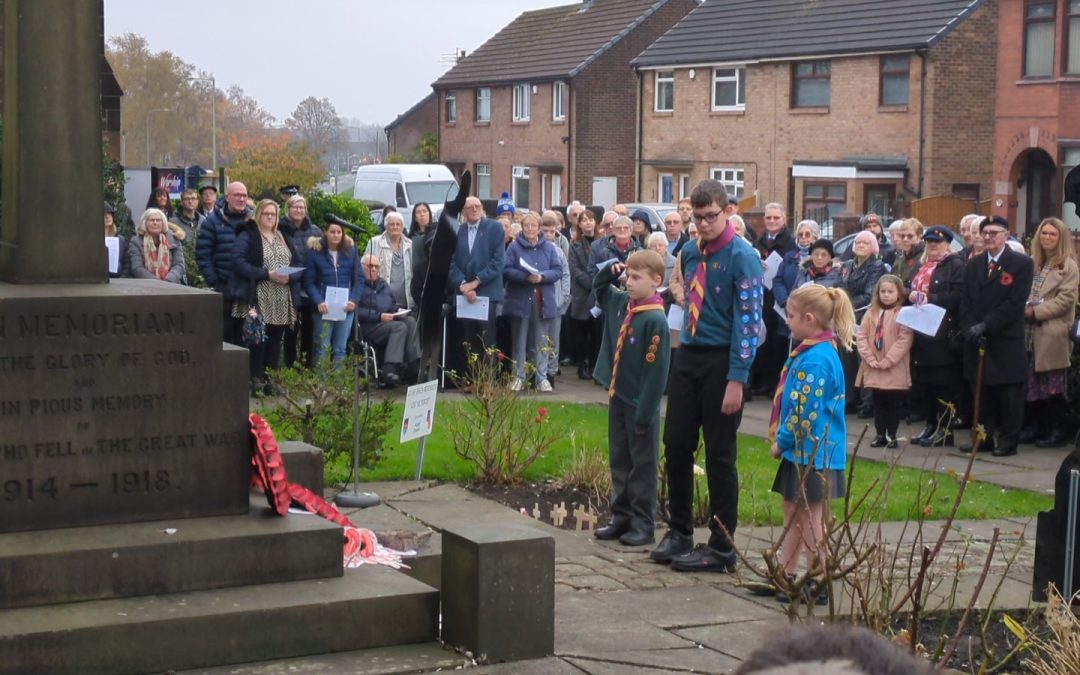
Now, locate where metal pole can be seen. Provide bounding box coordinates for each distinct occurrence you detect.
[415,436,427,481]
[1064,468,1079,601]
[210,76,217,171]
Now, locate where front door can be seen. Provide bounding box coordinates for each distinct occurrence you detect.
[864,184,896,219]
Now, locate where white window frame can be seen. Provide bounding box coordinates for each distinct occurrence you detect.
[654,71,674,112]
[550,174,562,207]
[678,174,691,200]
[513,83,531,122]
[445,90,457,124]
[657,173,674,203]
[552,82,566,121]
[475,163,491,199]
[475,87,491,122]
[711,67,746,111]
[512,165,530,208]
[709,167,745,200]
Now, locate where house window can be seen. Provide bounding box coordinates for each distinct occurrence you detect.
[658,173,674,203]
[879,55,910,106]
[679,174,691,200]
[550,174,562,207]
[552,82,566,121]
[654,71,674,112]
[791,60,830,107]
[512,84,530,122]
[1024,1,1056,77]
[513,166,530,209]
[475,164,491,199]
[803,182,846,235]
[709,168,745,200]
[475,88,491,122]
[445,91,457,124]
[711,67,745,110]
[1068,0,1080,74]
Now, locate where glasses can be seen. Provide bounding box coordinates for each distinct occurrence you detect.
[692,211,723,224]
[894,233,916,240]
[365,264,381,269]
[982,229,1007,238]
[797,231,815,239]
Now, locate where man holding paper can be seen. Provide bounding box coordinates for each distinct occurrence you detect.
[449,197,505,357]
[356,254,419,387]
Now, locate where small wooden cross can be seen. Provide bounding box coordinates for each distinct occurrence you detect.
[574,504,598,531]
[550,501,568,527]
[532,503,541,520]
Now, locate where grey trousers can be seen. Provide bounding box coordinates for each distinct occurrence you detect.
[608,396,660,536]
[364,315,420,365]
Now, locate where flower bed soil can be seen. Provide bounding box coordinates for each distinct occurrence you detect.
[466,480,613,530]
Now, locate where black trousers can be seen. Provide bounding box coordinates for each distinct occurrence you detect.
[220,292,242,347]
[569,316,600,366]
[871,389,906,438]
[249,324,287,383]
[608,397,660,536]
[915,373,959,431]
[663,345,742,551]
[458,302,497,356]
[284,304,315,368]
[751,327,787,393]
[980,382,1024,450]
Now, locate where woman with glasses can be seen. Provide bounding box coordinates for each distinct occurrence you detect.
[889,218,925,291]
[129,208,185,284]
[365,211,414,313]
[280,194,322,368]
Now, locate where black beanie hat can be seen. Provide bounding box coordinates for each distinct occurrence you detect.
[809,238,834,257]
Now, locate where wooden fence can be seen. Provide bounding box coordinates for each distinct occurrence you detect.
[910,195,991,226]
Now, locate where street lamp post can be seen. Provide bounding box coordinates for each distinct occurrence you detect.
[188,76,217,171]
[146,108,173,167]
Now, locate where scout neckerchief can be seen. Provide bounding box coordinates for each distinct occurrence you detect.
[768,331,837,442]
[609,293,664,398]
[686,221,736,335]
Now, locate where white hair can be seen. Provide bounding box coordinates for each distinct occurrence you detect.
[384,212,405,227]
[795,219,820,239]
[647,232,668,249]
[1006,239,1027,254]
[764,202,785,214]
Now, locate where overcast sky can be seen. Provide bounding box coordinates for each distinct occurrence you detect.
[105,0,569,126]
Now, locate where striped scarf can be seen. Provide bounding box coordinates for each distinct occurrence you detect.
[609,293,664,398]
[143,233,171,280]
[686,221,736,335]
[768,331,837,442]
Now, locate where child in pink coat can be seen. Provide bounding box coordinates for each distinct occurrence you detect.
[856,275,914,448]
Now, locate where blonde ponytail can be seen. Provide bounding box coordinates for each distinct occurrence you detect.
[827,287,856,351]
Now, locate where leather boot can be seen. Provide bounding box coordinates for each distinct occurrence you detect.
[577,359,592,380]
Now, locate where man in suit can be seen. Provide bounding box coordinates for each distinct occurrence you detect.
[449,196,505,356]
[959,215,1034,457]
[749,202,797,396]
[663,210,689,255]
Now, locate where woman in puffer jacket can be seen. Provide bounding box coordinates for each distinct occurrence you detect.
[303,221,360,364]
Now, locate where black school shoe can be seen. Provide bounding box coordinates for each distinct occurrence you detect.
[594,523,629,541]
[649,530,694,563]
[619,530,655,546]
[670,544,737,573]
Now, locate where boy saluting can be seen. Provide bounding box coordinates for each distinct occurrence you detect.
[592,250,671,546]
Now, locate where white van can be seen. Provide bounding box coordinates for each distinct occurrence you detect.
[353,164,458,217]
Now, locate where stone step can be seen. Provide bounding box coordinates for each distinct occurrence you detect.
[0,564,439,675]
[0,502,344,608]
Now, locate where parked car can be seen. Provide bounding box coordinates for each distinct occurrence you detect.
[353,164,457,221]
[832,227,963,262]
[622,202,680,231]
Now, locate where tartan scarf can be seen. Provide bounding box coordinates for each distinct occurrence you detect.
[143,233,171,280]
[609,293,664,398]
[768,331,837,442]
[686,221,736,335]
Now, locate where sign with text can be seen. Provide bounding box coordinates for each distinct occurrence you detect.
[400,380,438,443]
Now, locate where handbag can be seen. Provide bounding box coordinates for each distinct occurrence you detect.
[242,305,268,347]
[1071,317,1080,345]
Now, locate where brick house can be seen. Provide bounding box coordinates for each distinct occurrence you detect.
[991,0,1080,235]
[385,92,437,162]
[432,0,696,210]
[632,0,997,235]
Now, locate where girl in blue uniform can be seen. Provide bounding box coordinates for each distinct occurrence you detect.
[768,284,855,603]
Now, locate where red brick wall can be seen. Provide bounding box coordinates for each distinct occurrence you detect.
[387,95,437,161]
[572,0,698,204]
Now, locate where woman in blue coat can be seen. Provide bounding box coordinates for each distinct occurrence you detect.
[303,221,360,364]
[503,212,563,392]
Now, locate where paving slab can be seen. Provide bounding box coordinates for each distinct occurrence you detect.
[565,649,739,674]
[673,618,789,661]
[187,642,467,674]
[472,656,583,673]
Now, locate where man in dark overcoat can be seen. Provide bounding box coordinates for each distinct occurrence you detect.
[958,216,1034,457]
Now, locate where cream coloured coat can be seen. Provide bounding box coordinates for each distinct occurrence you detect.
[1030,257,1079,372]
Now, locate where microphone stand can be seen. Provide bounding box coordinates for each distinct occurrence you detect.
[334,304,380,509]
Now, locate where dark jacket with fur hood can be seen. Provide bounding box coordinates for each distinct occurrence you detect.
[229,219,303,308]
[303,234,361,306]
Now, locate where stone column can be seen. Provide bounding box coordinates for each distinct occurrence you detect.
[0,0,105,283]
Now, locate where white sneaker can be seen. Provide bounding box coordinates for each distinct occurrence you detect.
[510,377,524,391]
[538,379,553,393]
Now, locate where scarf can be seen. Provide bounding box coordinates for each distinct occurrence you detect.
[686,221,737,335]
[871,304,897,351]
[910,257,941,296]
[807,262,832,280]
[768,331,837,442]
[143,233,171,281]
[609,293,665,398]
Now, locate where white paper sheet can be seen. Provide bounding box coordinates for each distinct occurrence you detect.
[455,294,490,321]
[762,251,784,290]
[667,304,684,331]
[596,257,619,272]
[897,303,946,337]
[773,300,787,322]
[275,266,306,276]
[519,259,539,275]
[589,305,602,318]
[324,286,349,321]
[105,236,120,274]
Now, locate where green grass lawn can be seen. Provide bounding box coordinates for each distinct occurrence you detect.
[348,400,1051,526]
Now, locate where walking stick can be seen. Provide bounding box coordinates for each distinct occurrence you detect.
[969,342,986,453]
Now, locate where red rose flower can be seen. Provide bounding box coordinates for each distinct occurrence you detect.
[496,351,507,361]
[1000,272,1013,286]
[538,406,548,418]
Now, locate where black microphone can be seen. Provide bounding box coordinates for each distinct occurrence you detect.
[324,213,364,235]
